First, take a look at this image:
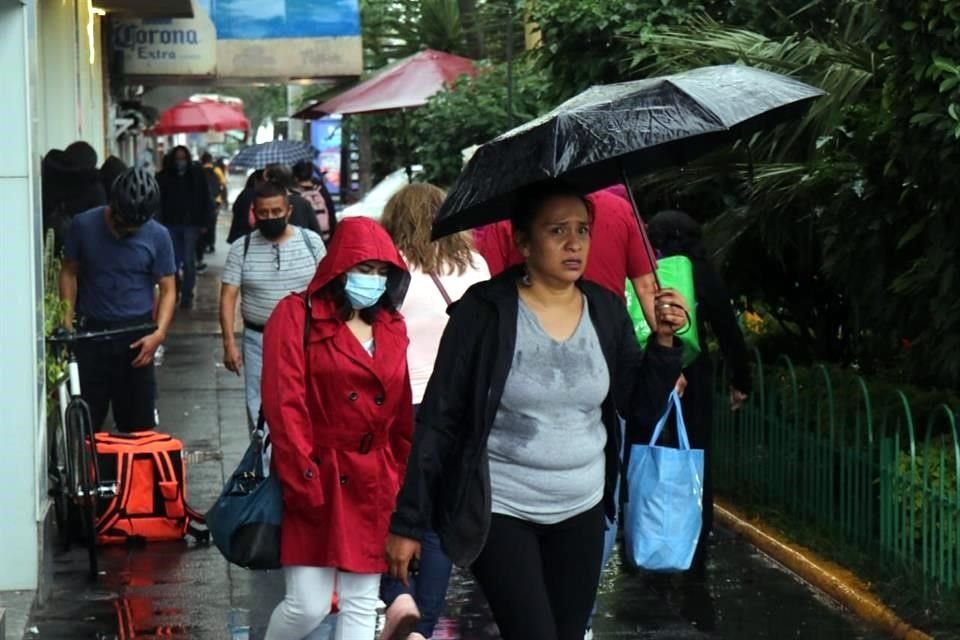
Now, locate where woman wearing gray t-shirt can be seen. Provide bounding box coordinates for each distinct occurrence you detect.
[387,179,686,640]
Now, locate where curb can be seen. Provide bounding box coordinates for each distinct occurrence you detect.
[715,500,931,640]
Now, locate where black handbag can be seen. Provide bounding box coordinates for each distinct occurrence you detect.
[206,427,282,570]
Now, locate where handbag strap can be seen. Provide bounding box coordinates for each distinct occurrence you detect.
[252,292,313,478]
[648,390,691,450]
[429,272,453,306]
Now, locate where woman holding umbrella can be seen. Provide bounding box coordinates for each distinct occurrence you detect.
[386,179,687,640]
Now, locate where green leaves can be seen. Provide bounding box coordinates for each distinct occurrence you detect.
[413,60,551,186]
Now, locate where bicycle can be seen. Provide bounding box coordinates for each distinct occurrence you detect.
[46,323,157,580]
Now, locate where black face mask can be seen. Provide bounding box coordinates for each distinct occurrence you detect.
[257,217,287,239]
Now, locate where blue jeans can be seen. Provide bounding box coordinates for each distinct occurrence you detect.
[380,529,453,637]
[167,225,201,304]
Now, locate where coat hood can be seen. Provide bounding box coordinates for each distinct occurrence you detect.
[307,217,410,307]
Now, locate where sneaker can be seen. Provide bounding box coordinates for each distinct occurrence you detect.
[380,594,420,640]
[196,262,208,274]
[584,629,594,640]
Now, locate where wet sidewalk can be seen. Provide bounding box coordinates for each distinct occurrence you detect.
[24,221,891,640]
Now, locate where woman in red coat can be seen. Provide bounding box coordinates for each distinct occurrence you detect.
[261,217,414,640]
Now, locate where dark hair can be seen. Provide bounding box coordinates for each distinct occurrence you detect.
[264,163,294,189]
[253,180,289,204]
[509,179,594,236]
[99,155,128,195]
[322,274,397,325]
[647,209,707,260]
[64,141,98,170]
[172,145,191,161]
[244,169,264,191]
[292,160,315,182]
[200,152,213,164]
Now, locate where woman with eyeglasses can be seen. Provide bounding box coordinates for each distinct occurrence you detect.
[261,217,414,640]
[219,180,326,431]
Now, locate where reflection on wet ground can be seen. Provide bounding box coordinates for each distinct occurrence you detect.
[27,528,889,639]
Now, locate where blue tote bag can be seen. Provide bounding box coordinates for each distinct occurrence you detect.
[624,390,704,572]
[206,428,283,570]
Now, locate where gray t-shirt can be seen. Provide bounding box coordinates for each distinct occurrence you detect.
[222,227,326,326]
[488,296,610,524]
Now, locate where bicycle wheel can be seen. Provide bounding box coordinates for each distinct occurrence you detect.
[66,399,99,580]
[48,410,71,551]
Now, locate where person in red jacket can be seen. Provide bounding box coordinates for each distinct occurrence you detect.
[261,217,414,639]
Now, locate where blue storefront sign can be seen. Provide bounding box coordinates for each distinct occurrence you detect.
[200,0,359,40]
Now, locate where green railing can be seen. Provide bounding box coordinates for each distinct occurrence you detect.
[713,350,960,598]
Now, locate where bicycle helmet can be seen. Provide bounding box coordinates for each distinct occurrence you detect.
[110,167,161,226]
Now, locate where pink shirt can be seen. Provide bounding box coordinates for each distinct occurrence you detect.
[401,251,491,403]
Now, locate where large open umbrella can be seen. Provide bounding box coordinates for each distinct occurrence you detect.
[295,49,477,182]
[295,49,477,118]
[432,65,825,240]
[150,99,250,135]
[230,141,317,170]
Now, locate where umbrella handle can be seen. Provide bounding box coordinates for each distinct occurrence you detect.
[619,164,661,291]
[619,163,693,336]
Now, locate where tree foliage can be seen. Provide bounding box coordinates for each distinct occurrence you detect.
[598,1,960,385]
[414,60,551,186]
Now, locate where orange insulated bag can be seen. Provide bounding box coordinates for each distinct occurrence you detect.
[94,431,207,544]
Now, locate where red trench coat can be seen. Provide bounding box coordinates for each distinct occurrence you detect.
[262,218,413,573]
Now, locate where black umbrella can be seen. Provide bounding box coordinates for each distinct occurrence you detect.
[432,64,825,240]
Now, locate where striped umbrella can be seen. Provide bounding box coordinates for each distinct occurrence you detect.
[230,141,317,169]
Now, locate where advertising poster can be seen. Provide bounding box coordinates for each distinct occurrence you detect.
[310,116,342,195]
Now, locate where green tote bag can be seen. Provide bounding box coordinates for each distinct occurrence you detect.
[625,255,701,367]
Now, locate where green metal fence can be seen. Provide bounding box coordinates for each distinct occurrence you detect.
[713,351,960,598]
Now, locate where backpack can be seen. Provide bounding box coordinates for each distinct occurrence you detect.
[294,184,333,235]
[94,431,208,544]
[202,164,222,204]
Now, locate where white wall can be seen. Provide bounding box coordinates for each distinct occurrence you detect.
[0,0,43,591]
[35,0,107,158]
[37,0,81,154]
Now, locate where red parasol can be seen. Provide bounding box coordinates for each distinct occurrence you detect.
[150,99,250,135]
[295,49,477,118]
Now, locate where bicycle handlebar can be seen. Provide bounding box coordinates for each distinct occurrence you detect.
[46,324,158,345]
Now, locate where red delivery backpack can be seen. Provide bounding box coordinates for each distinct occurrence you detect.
[94,431,207,544]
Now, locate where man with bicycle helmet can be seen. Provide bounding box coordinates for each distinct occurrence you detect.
[60,167,177,432]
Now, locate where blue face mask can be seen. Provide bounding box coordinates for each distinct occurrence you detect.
[344,272,388,309]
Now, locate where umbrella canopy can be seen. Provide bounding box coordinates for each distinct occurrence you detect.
[150,99,250,135]
[295,49,477,118]
[229,141,317,170]
[432,65,825,238]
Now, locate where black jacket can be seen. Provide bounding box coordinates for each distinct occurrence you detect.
[690,258,752,394]
[157,164,214,227]
[389,267,683,567]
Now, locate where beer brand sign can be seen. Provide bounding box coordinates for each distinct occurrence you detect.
[112,0,361,80]
[113,13,216,76]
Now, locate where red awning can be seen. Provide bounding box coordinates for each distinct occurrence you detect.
[295,49,477,118]
[150,99,250,135]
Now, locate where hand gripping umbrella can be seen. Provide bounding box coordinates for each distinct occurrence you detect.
[432,64,825,286]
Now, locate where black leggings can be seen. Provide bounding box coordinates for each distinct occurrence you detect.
[471,501,605,640]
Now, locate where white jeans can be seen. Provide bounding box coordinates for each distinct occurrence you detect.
[242,328,264,430]
[265,567,380,640]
